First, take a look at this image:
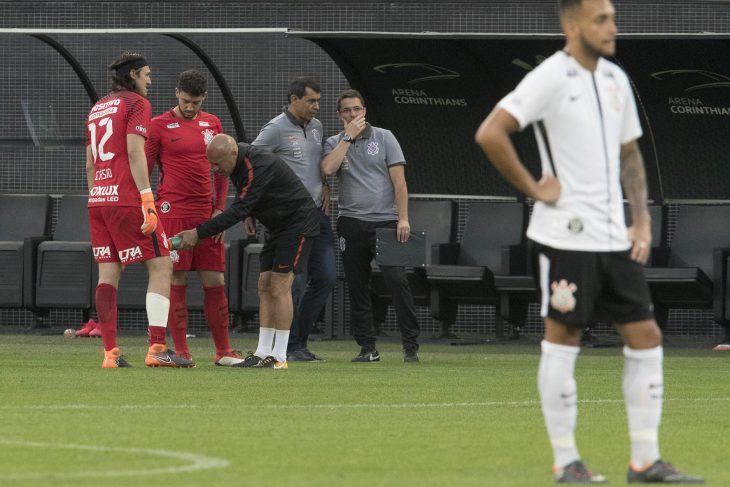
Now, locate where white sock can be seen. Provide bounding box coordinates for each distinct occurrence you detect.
[146,292,169,328]
[539,340,581,470]
[255,327,275,358]
[623,345,663,469]
[272,329,290,363]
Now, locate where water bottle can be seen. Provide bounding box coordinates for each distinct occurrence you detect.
[167,236,182,250]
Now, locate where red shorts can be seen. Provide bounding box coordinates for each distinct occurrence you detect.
[89,206,170,265]
[163,216,225,272]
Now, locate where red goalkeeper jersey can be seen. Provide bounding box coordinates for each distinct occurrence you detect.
[86,91,151,207]
[146,109,227,218]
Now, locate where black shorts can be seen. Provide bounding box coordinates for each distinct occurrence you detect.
[531,241,654,326]
[260,227,314,274]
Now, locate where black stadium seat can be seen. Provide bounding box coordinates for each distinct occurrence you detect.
[36,195,95,313]
[0,194,51,310]
[643,204,730,328]
[425,201,528,339]
[370,199,457,336]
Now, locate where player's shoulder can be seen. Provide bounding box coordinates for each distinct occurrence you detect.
[597,57,631,85]
[151,109,174,124]
[199,111,222,125]
[528,50,572,80]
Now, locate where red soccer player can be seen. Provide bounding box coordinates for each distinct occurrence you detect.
[146,70,242,366]
[85,52,193,369]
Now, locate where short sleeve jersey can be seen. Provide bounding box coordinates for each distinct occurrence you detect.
[498,51,642,252]
[251,111,324,205]
[146,110,223,218]
[323,124,405,222]
[86,90,152,207]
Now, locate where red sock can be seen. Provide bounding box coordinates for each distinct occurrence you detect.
[204,285,231,355]
[148,326,167,346]
[168,284,189,355]
[96,283,117,351]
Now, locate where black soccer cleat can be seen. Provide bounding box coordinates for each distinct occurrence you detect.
[628,459,704,484]
[554,460,608,484]
[351,349,381,362]
[232,351,263,368]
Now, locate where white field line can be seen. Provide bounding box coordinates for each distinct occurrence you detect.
[0,440,229,480]
[1,396,728,411]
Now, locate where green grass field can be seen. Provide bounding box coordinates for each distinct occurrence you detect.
[0,334,727,486]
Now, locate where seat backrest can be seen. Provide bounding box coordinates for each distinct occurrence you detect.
[669,205,730,276]
[54,194,91,242]
[0,194,51,239]
[624,203,663,247]
[409,200,457,246]
[457,202,525,272]
[224,195,247,242]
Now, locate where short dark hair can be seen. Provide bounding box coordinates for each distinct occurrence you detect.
[559,0,583,15]
[287,77,320,105]
[108,52,147,93]
[177,69,207,97]
[336,89,365,112]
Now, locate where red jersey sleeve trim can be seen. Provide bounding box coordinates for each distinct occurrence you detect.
[238,157,255,200]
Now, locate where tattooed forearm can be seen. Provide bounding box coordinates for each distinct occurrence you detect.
[620,141,649,219]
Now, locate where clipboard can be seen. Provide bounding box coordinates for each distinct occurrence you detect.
[375,227,428,267]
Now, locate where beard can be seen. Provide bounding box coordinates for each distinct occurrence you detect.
[578,31,614,59]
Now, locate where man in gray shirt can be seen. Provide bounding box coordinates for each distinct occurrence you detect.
[251,77,336,362]
[321,89,420,363]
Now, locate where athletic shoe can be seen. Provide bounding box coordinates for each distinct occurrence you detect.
[215,350,244,367]
[713,343,730,351]
[232,352,262,368]
[102,347,132,368]
[88,323,102,337]
[145,344,195,368]
[75,319,98,337]
[627,460,704,484]
[351,349,381,362]
[251,356,276,368]
[273,360,288,370]
[554,460,607,484]
[403,351,419,363]
[287,349,325,362]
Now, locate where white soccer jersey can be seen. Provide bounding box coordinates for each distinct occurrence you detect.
[498,50,643,251]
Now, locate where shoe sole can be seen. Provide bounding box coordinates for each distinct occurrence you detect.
[215,357,245,366]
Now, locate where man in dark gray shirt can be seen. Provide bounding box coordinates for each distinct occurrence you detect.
[321,89,420,363]
[251,77,336,362]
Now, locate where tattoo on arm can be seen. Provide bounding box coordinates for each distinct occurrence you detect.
[620,142,648,217]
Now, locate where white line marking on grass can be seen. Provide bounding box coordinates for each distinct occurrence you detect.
[0,439,229,480]
[2,397,728,411]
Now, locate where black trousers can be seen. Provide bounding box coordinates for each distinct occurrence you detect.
[337,216,420,352]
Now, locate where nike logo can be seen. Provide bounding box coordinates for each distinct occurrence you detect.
[560,392,576,398]
[649,383,663,389]
[171,137,182,142]
[277,264,290,270]
[569,95,581,101]
[152,354,173,364]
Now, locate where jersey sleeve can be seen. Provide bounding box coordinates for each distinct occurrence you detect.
[127,97,152,138]
[497,62,560,130]
[383,130,406,166]
[323,134,339,156]
[145,118,162,174]
[251,122,281,151]
[619,73,643,144]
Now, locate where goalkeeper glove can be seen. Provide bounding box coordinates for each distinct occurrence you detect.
[140,189,158,235]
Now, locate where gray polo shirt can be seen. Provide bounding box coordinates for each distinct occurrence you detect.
[252,110,324,204]
[324,124,405,222]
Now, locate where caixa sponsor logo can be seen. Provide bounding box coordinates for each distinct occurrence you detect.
[118,246,142,262]
[93,246,111,259]
[89,185,119,202]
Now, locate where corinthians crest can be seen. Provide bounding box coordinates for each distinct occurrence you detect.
[550,279,578,313]
[202,129,216,145]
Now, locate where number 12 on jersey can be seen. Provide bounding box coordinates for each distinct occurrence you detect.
[89,117,115,162]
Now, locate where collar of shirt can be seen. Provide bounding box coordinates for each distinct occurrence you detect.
[284,109,311,129]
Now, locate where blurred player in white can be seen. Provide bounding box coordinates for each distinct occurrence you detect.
[475,1,703,484]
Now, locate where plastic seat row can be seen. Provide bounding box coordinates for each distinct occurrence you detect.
[0,194,262,324]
